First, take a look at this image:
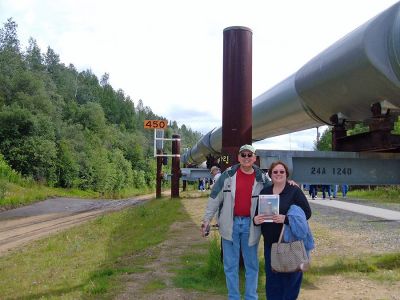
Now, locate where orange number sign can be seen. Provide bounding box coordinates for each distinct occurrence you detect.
[144,120,168,129]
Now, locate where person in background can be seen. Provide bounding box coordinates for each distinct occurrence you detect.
[201,144,270,300]
[254,161,312,300]
[199,178,207,191]
[309,184,317,200]
[209,165,221,189]
[321,184,331,199]
[341,184,349,198]
[332,184,338,198]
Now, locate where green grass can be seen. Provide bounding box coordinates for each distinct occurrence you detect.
[173,236,226,295]
[0,182,101,210]
[0,197,185,299]
[142,279,167,293]
[348,186,400,203]
[0,181,155,210]
[305,252,400,282]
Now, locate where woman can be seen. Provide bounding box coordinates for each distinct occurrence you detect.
[254,161,311,300]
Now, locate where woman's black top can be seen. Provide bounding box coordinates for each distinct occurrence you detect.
[257,182,311,247]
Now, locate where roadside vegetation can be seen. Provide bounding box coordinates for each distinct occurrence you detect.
[306,252,400,282]
[348,186,400,203]
[0,152,158,210]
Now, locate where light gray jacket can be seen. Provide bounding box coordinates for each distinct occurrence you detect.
[203,164,271,246]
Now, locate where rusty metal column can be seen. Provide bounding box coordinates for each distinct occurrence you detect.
[156,149,163,198]
[171,134,181,198]
[221,26,253,171]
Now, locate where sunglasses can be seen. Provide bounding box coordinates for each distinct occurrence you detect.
[272,170,285,174]
[240,153,254,158]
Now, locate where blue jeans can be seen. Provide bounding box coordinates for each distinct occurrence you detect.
[342,184,348,197]
[309,185,317,199]
[321,185,331,199]
[264,245,303,300]
[332,185,338,198]
[222,217,259,300]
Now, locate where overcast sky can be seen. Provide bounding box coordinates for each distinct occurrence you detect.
[1,0,398,150]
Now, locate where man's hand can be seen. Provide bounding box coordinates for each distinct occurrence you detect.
[287,179,299,187]
[201,221,210,237]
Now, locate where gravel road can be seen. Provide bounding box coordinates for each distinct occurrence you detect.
[308,197,400,253]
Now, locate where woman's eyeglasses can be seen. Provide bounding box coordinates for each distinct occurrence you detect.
[272,170,285,174]
[240,153,253,158]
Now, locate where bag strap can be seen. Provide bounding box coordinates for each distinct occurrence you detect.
[277,224,285,243]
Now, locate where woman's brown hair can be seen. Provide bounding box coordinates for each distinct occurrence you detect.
[268,160,290,178]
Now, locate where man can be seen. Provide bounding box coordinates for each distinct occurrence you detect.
[201,144,271,300]
[209,165,221,189]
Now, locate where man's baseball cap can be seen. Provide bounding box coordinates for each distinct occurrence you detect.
[239,144,256,153]
[210,166,220,173]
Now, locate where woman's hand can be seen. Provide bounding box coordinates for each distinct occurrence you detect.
[254,214,268,225]
[271,214,285,223]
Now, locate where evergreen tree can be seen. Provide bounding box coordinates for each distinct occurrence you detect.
[25,38,44,71]
[0,18,20,52]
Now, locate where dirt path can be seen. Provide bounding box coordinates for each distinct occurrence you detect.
[0,195,153,256]
[115,218,225,300]
[114,192,224,299]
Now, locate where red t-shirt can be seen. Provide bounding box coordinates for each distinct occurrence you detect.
[234,168,255,217]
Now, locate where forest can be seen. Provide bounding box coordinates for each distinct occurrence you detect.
[0,18,202,195]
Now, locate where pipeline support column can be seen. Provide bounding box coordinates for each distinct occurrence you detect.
[221,27,253,171]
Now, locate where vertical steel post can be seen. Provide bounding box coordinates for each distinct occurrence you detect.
[221,26,253,171]
[171,134,181,198]
[156,149,163,198]
[330,114,347,151]
[182,163,187,191]
[332,125,347,151]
